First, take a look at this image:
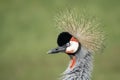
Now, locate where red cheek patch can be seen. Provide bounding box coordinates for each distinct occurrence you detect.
[70,37,78,42]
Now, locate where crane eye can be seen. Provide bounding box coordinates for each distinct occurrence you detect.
[66,43,70,47]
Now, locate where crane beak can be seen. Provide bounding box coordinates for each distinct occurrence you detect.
[48,46,66,54]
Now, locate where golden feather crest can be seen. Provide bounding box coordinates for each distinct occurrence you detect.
[55,9,105,53]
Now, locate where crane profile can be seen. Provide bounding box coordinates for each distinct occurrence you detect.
[48,9,105,80]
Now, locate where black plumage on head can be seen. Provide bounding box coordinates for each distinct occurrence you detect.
[57,32,72,46]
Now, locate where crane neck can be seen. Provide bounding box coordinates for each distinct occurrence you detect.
[61,46,93,80]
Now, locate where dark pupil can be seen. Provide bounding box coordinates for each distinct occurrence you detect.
[57,32,72,46]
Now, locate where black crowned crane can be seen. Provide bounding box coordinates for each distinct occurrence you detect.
[48,9,105,80]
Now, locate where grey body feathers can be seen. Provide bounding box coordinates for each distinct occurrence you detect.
[61,46,93,80]
[55,9,105,80]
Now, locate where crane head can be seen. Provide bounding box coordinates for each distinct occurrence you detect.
[48,32,81,55]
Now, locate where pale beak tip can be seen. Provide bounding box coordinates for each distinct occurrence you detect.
[47,50,52,54]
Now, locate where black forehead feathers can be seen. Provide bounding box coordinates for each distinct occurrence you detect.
[57,32,72,46]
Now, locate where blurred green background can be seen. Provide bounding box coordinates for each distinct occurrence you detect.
[0,0,120,80]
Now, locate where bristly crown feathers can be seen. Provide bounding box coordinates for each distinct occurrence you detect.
[55,9,105,53]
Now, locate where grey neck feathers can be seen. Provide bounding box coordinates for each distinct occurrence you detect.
[60,46,93,80]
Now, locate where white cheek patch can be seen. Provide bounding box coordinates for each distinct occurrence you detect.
[66,41,79,53]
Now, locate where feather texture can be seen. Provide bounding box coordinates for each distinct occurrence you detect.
[55,9,105,53]
[60,46,93,80]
